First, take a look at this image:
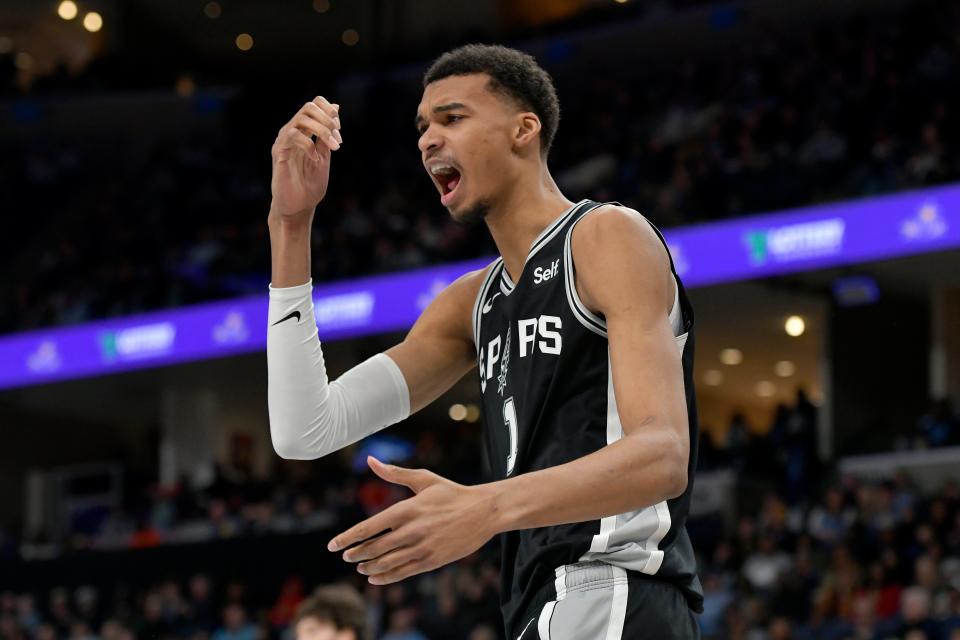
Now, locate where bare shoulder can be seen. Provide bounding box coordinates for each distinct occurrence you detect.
[571,203,672,315]
[572,204,668,265]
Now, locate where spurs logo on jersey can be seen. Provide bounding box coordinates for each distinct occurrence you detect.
[471,199,705,634]
[497,327,511,396]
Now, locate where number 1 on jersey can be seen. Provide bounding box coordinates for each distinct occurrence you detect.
[503,396,518,475]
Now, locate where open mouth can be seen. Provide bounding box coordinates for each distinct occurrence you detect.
[429,163,463,205]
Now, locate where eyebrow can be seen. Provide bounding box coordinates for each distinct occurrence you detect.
[414,102,470,132]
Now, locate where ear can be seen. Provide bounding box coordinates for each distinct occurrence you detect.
[513,112,542,153]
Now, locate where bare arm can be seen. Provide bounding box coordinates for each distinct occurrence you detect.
[268,215,313,288]
[384,269,483,413]
[268,94,340,287]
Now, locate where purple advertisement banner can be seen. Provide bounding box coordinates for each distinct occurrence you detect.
[0,259,491,390]
[1,184,958,390]
[666,182,960,287]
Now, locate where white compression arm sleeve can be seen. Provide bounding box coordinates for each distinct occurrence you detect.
[266,279,411,460]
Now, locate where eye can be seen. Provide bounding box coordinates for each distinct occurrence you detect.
[417,115,462,136]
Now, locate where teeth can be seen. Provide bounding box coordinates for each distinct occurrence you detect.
[429,164,457,176]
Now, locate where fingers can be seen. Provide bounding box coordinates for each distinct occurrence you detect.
[366,557,430,586]
[291,114,340,151]
[328,504,403,552]
[273,96,342,162]
[302,101,342,140]
[367,457,442,495]
[284,127,317,157]
[303,97,341,148]
[272,127,318,163]
[309,95,339,120]
[357,546,425,580]
[343,526,414,563]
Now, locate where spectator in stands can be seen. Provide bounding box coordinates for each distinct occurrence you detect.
[808,487,856,548]
[292,584,370,640]
[212,603,257,640]
[379,608,426,640]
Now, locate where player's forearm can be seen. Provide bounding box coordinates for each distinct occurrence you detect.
[268,208,314,287]
[266,277,411,460]
[483,429,688,535]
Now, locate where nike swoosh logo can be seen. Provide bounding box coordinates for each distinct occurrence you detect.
[516,616,536,640]
[482,292,501,314]
[272,310,301,326]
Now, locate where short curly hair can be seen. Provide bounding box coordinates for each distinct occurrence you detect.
[423,44,561,159]
[293,584,369,640]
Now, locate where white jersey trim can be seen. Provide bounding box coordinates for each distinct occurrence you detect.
[604,566,629,640]
[580,354,672,573]
[564,207,684,338]
[563,217,608,338]
[472,258,503,349]
[500,199,591,295]
[537,601,556,640]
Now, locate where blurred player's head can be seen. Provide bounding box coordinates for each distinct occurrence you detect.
[418,44,561,224]
[293,584,369,640]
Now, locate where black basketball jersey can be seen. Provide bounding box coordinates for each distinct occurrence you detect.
[472,199,705,633]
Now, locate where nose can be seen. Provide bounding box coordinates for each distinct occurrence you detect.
[418,124,442,154]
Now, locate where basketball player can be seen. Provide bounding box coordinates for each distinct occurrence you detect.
[267,45,703,638]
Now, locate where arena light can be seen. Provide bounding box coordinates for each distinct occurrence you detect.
[235,33,254,51]
[58,1,78,20]
[83,12,103,32]
[703,370,723,386]
[313,0,330,13]
[204,2,222,19]
[465,404,481,423]
[774,360,795,377]
[449,404,467,421]
[755,381,776,397]
[719,348,742,366]
[342,29,359,46]
[785,315,805,337]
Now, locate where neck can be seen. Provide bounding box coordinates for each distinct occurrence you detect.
[483,161,575,282]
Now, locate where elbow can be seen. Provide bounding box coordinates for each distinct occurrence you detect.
[661,439,689,500]
[272,438,304,460]
[271,433,305,460]
[270,423,321,460]
[664,464,688,500]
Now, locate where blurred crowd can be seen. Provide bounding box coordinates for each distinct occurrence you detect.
[24,424,483,556]
[2,1,959,333]
[0,558,505,640]
[2,393,960,638]
[698,474,960,640]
